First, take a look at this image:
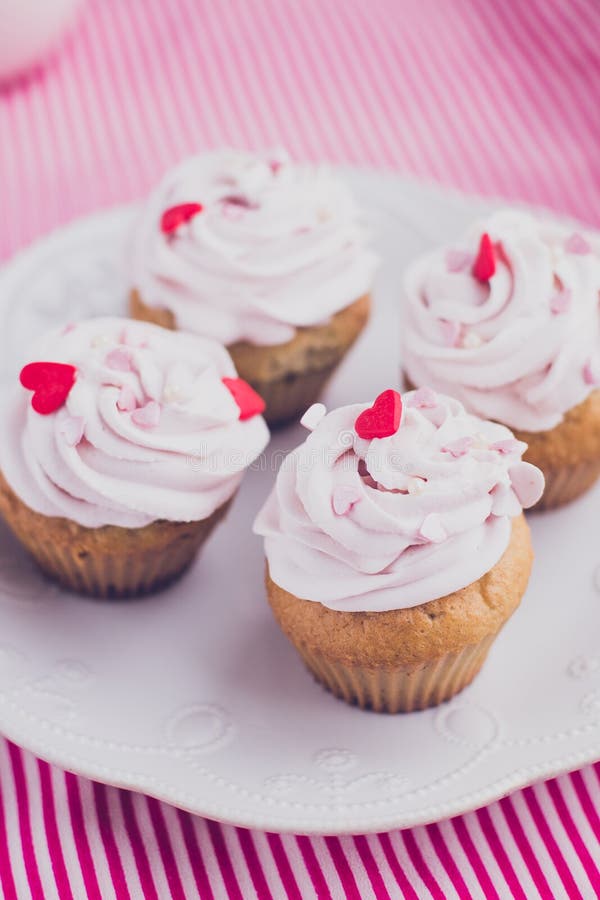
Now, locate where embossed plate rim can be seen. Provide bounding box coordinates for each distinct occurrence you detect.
[0,172,598,834]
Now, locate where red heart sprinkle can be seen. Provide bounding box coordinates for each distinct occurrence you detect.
[222,377,266,421]
[20,362,77,415]
[472,233,496,282]
[160,203,203,234]
[355,390,403,440]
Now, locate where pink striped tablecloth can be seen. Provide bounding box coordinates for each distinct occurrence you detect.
[0,0,599,896]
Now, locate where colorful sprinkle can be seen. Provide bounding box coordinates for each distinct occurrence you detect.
[332,485,362,516]
[509,461,545,508]
[462,330,483,349]
[407,386,438,409]
[445,249,473,273]
[583,358,600,385]
[565,232,591,255]
[407,476,427,495]
[117,385,137,412]
[550,288,572,315]
[131,400,161,428]
[60,415,84,447]
[300,403,327,432]
[354,390,403,440]
[419,513,447,543]
[160,203,203,235]
[491,438,527,455]
[441,436,473,458]
[222,377,266,421]
[472,233,496,281]
[19,362,77,415]
[105,348,132,372]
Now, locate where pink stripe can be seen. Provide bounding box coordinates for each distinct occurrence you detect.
[425,822,471,898]
[295,835,334,900]
[7,742,45,900]
[522,785,583,900]
[0,759,18,900]
[206,819,244,900]
[545,778,600,890]
[376,833,420,900]
[324,836,362,899]
[570,771,600,841]
[235,828,274,900]
[37,760,74,900]
[353,835,391,899]
[64,772,102,900]
[146,797,187,900]
[475,806,528,900]
[266,833,303,900]
[498,795,554,899]
[119,791,159,900]
[401,829,445,900]
[92,782,131,900]
[176,809,215,900]
[452,816,500,900]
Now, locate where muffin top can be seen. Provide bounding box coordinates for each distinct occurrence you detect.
[402,209,600,432]
[254,388,544,611]
[2,318,269,528]
[130,149,378,346]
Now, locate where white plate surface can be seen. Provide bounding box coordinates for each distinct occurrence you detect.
[0,172,598,835]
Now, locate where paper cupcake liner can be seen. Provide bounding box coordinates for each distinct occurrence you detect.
[294,637,495,713]
[0,472,231,598]
[532,459,600,511]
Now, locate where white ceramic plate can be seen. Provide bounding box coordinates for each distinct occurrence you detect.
[0,171,598,835]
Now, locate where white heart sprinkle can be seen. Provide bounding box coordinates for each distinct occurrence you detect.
[407,477,427,495]
[509,462,545,508]
[419,513,447,543]
[461,330,483,349]
[105,348,132,372]
[117,385,137,412]
[300,403,327,432]
[131,401,161,429]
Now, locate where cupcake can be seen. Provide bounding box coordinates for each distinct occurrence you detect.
[402,210,600,510]
[129,149,377,426]
[254,388,544,713]
[0,318,269,597]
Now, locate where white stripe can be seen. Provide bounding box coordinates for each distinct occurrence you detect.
[20,753,60,900]
[0,742,33,900]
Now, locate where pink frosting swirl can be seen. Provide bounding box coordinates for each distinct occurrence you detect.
[402,210,600,431]
[1,318,269,528]
[130,149,378,346]
[254,389,544,612]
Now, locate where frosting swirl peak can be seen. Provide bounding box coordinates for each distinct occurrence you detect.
[402,210,600,431]
[130,149,378,346]
[254,389,544,612]
[2,318,269,528]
